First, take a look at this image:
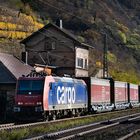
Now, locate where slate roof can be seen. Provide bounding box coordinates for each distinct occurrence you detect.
[21,22,93,49]
[0,53,33,83]
[0,62,16,84]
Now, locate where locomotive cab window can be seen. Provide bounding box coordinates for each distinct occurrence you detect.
[17,79,44,94]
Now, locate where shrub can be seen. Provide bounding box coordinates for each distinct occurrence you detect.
[9,0,24,10]
[96,61,102,68]
[118,30,127,44]
[113,20,129,33]
[0,30,31,39]
[107,51,117,63]
[84,29,101,42]
[110,69,139,84]
[127,33,140,46]
[77,36,85,42]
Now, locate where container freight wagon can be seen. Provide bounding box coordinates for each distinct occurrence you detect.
[83,77,114,112]
[114,81,129,109]
[128,83,140,107]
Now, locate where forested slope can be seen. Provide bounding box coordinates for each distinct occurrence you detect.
[0,0,140,83]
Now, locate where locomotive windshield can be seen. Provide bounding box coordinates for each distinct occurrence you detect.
[17,79,44,94]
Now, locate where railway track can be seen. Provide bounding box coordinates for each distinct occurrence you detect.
[0,121,51,131]
[0,109,138,131]
[0,108,135,132]
[88,116,140,140]
[24,112,140,140]
[118,129,140,140]
[0,123,14,129]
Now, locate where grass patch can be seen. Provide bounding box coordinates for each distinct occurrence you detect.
[0,129,29,140]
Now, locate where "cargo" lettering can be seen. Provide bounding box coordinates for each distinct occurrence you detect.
[57,86,75,104]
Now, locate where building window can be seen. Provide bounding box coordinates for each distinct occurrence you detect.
[77,58,88,69]
[52,41,56,50]
[77,58,83,68]
[84,59,88,69]
[45,38,56,50]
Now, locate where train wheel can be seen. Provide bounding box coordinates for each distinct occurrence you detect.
[44,115,49,121]
[43,112,49,121]
[53,114,56,120]
[75,109,80,117]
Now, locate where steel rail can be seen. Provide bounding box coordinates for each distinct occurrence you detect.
[0,123,14,128]
[118,129,140,140]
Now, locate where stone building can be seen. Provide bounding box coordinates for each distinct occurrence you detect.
[21,23,93,77]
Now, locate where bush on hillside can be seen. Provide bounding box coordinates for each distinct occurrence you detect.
[107,51,117,63]
[0,30,30,39]
[118,30,127,44]
[127,33,140,46]
[114,20,129,33]
[110,69,140,84]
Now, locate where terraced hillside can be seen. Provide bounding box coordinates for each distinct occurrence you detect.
[0,5,44,57]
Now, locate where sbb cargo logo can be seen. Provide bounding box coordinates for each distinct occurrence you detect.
[57,86,76,104]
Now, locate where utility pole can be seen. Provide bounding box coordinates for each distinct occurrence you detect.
[103,33,108,78]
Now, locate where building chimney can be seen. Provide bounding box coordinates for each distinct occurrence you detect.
[60,19,63,29]
[56,18,63,29]
[22,51,28,65]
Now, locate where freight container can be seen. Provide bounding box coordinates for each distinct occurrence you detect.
[83,77,114,112]
[114,81,129,109]
[129,83,140,107]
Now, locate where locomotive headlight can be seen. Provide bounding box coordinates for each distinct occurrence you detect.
[37,102,42,105]
[14,107,20,112]
[35,106,43,112]
[18,102,23,105]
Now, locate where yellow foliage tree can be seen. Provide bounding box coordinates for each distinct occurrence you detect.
[0,30,31,39]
